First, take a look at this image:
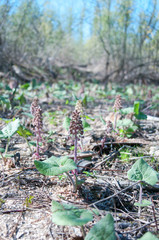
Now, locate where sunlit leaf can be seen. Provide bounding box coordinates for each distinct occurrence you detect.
[127,159,158,186]
[18,93,26,105]
[134,199,152,207]
[34,156,77,176]
[1,118,20,138]
[139,232,159,240]
[85,214,116,240]
[82,119,91,131]
[121,107,133,115]
[134,101,140,115]
[82,95,87,107]
[17,125,33,138]
[51,201,93,226]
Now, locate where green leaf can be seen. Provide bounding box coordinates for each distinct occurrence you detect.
[134,199,152,207]
[34,156,77,176]
[125,126,138,138]
[85,214,116,240]
[82,95,87,107]
[126,87,134,95]
[135,112,147,120]
[31,79,37,89]
[139,232,159,240]
[20,83,30,89]
[0,130,4,138]
[1,119,20,138]
[120,107,134,115]
[100,115,106,125]
[5,85,12,91]
[51,201,93,226]
[82,120,91,131]
[117,119,134,128]
[63,116,71,131]
[127,159,158,186]
[18,93,26,106]
[29,141,37,146]
[0,148,5,153]
[134,101,140,115]
[72,93,78,101]
[17,125,33,138]
[84,115,95,121]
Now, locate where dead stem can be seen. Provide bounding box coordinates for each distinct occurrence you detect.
[89,180,141,207]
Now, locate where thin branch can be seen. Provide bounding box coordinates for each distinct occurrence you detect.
[89,181,141,207]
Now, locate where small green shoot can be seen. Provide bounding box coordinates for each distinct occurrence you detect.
[83,171,97,178]
[120,148,131,162]
[134,101,147,120]
[24,196,34,207]
[0,198,5,207]
[117,119,138,138]
[17,125,33,153]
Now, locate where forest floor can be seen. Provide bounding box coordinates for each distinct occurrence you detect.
[0,79,159,240]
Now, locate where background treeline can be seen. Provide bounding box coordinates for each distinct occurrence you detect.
[0,0,159,82]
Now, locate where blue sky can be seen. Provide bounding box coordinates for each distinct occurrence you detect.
[38,0,94,39]
[37,0,158,39]
[3,0,158,40]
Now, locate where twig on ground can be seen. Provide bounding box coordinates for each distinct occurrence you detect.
[120,220,156,234]
[92,150,119,170]
[151,197,159,233]
[89,180,141,207]
[8,208,24,239]
[92,145,125,170]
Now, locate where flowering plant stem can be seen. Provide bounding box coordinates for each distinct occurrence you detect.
[36,130,40,158]
[74,136,78,164]
[73,135,78,192]
[35,119,42,159]
[138,182,143,217]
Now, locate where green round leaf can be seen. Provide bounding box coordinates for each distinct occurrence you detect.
[34,156,77,176]
[134,199,152,207]
[85,214,116,240]
[51,201,93,226]
[139,232,159,240]
[1,118,20,138]
[121,107,134,115]
[127,158,158,186]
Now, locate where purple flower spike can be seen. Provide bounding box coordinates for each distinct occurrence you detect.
[31,97,43,159]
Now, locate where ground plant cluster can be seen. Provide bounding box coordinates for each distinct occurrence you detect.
[0,78,159,240]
